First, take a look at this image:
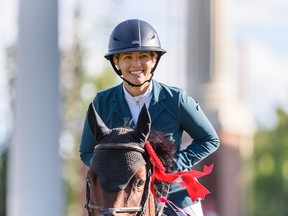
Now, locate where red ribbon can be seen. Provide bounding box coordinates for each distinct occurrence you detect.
[145,141,214,203]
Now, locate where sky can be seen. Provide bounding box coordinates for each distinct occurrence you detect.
[0,1,17,148]
[230,0,288,127]
[232,0,288,55]
[1,0,288,147]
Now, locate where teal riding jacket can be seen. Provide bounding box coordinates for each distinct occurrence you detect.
[79,80,220,208]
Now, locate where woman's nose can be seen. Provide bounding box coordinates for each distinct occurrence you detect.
[131,58,141,66]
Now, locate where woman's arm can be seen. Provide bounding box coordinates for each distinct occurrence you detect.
[173,91,220,171]
[79,112,96,166]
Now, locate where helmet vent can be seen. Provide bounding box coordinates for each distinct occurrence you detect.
[113,37,119,42]
[150,33,156,40]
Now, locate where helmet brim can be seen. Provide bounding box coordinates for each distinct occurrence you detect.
[104,47,166,60]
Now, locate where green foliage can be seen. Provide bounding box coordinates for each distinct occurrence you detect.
[0,149,8,216]
[253,108,288,216]
[92,69,120,93]
[60,18,118,215]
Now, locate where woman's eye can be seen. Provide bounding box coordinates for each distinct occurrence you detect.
[140,55,149,59]
[123,55,132,60]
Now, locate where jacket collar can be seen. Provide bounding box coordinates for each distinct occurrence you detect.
[112,84,134,125]
[151,80,166,104]
[149,80,166,122]
[112,80,166,126]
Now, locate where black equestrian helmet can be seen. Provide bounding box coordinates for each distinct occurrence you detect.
[104,19,166,76]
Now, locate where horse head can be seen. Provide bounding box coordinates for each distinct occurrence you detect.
[85,104,175,216]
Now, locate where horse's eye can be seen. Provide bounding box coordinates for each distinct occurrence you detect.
[135,179,145,189]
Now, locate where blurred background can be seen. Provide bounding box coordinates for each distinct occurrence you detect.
[0,0,288,215]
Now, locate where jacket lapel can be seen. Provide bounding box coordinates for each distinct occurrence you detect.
[112,84,134,127]
[149,80,166,123]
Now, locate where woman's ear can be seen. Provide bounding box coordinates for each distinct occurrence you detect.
[113,56,119,70]
[152,57,157,67]
[152,52,157,65]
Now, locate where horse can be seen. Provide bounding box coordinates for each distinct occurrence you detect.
[85,104,176,216]
[84,104,214,216]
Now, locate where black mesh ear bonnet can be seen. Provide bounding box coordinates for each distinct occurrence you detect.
[88,103,151,192]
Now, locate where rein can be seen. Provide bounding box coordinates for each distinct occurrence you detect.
[87,202,142,214]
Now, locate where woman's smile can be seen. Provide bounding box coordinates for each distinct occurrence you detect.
[130,70,143,75]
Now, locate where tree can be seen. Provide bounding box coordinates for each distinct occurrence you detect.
[253,108,288,216]
[0,45,16,216]
[60,6,118,216]
[0,148,8,216]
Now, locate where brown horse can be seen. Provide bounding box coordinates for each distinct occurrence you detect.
[85,104,175,216]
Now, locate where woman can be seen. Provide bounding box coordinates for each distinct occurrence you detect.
[80,19,220,216]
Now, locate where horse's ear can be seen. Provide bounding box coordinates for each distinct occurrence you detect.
[133,105,151,142]
[88,103,111,141]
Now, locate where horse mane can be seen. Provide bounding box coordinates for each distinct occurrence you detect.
[147,130,176,203]
[148,130,176,173]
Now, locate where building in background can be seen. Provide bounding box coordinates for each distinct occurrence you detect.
[186,1,255,215]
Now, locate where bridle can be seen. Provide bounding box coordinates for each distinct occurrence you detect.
[85,144,153,216]
[85,179,150,216]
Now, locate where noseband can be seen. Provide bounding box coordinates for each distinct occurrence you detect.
[85,144,152,216]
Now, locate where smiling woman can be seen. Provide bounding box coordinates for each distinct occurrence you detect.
[80,19,220,216]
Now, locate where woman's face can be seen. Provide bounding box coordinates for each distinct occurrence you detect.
[113,51,157,87]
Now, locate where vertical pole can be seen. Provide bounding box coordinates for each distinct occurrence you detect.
[186,0,211,98]
[7,0,63,215]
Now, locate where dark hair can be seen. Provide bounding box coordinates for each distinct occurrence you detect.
[148,130,176,173]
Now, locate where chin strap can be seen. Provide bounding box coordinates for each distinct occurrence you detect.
[120,73,154,87]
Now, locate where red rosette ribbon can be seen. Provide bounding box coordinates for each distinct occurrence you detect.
[145,141,214,203]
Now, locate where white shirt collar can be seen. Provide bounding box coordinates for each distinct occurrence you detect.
[123,83,153,125]
[123,83,153,105]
